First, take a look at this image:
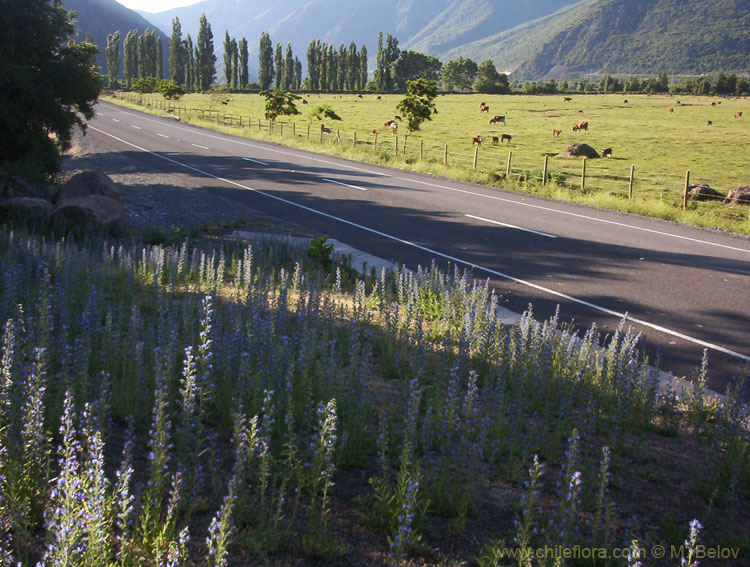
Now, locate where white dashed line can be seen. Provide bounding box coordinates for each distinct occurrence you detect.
[191,144,209,150]
[465,214,557,238]
[131,125,142,130]
[242,157,269,166]
[87,124,750,364]
[157,133,169,138]
[322,178,367,191]
[112,118,120,122]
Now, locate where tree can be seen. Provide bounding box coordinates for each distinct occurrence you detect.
[169,18,185,85]
[284,44,294,91]
[239,37,248,89]
[274,43,283,89]
[138,29,157,78]
[374,32,399,91]
[156,38,163,79]
[347,42,359,91]
[105,30,121,87]
[231,39,239,90]
[472,60,509,94]
[294,57,302,90]
[396,79,438,131]
[195,14,216,91]
[309,104,341,121]
[158,79,186,100]
[0,0,100,180]
[123,29,139,87]
[307,40,320,91]
[441,57,477,91]
[258,32,273,90]
[259,89,300,121]
[392,51,442,91]
[184,34,195,91]
[223,30,233,87]
[359,45,368,91]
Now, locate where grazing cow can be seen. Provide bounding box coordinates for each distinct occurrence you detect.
[488,114,506,125]
[735,111,743,119]
[320,124,332,133]
[500,134,513,144]
[572,121,588,132]
[491,136,499,145]
[480,105,490,113]
[479,102,486,109]
[602,147,612,158]
[563,97,572,102]
[707,120,713,126]
[711,101,716,106]
[668,107,674,114]
[376,95,381,100]
[472,135,484,145]
[357,94,363,98]
[552,129,562,137]
[302,99,308,104]
[394,115,402,121]
[383,120,397,127]
[390,122,398,135]
[624,99,629,104]
[370,129,377,134]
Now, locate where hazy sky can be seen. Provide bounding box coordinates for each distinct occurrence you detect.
[116,0,203,13]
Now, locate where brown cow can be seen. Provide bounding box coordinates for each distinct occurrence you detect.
[394,115,402,121]
[320,124,332,133]
[552,129,562,137]
[301,99,308,104]
[488,114,506,125]
[668,107,674,114]
[479,102,486,109]
[383,120,397,127]
[480,105,490,113]
[472,135,484,145]
[707,120,713,127]
[734,111,743,119]
[563,97,572,102]
[572,121,588,132]
[376,95,382,100]
[623,99,629,104]
[390,122,398,135]
[711,101,716,106]
[491,136,499,145]
[500,134,513,144]
[357,94,363,98]
[602,148,612,158]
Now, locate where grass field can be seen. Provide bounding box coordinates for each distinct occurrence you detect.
[106,91,750,235]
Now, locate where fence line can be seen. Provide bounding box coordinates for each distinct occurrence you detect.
[112,92,748,220]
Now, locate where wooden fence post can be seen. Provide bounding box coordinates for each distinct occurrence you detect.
[420,139,423,159]
[374,132,378,150]
[336,129,340,144]
[444,144,448,165]
[320,127,323,143]
[581,158,586,192]
[280,122,284,136]
[307,124,311,140]
[543,155,549,185]
[683,169,690,210]
[473,146,479,170]
[629,165,635,199]
[403,135,408,155]
[395,135,398,155]
[353,131,357,147]
[506,151,512,177]
[292,123,296,137]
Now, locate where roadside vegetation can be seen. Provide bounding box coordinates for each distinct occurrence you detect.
[0,218,747,565]
[107,92,750,235]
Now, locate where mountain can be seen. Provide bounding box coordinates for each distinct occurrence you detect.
[62,0,169,78]
[138,0,578,79]
[449,0,750,78]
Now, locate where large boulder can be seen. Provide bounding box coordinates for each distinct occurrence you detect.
[0,176,44,201]
[723,186,750,205]
[55,170,121,203]
[51,195,128,233]
[0,197,53,220]
[688,184,720,201]
[560,143,600,158]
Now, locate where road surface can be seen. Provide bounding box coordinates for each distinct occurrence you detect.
[86,101,750,392]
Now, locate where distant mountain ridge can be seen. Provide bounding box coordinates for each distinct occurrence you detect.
[62,0,169,78]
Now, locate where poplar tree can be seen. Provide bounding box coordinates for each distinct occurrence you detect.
[239,37,248,89]
[258,31,273,89]
[105,30,121,87]
[359,44,368,89]
[123,29,138,86]
[337,44,347,91]
[274,43,283,89]
[195,14,216,91]
[307,40,319,91]
[138,28,157,78]
[184,34,194,91]
[231,39,238,90]
[156,38,163,78]
[169,17,185,85]
[327,44,336,91]
[223,30,232,87]
[284,43,294,91]
[347,41,358,91]
[294,57,302,90]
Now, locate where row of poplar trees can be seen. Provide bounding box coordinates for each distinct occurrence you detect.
[105,28,163,88]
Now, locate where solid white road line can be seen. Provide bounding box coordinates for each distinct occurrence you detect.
[191,143,209,150]
[466,214,556,238]
[131,125,142,130]
[104,106,750,256]
[322,178,368,191]
[87,124,750,364]
[242,157,269,166]
[157,134,170,138]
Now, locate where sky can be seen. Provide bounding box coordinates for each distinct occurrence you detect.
[115,0,203,13]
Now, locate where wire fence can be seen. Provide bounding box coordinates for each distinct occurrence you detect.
[113,92,750,228]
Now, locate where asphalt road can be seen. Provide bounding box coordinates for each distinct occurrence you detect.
[88,101,750,392]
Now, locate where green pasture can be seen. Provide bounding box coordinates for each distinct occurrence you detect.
[106,91,750,234]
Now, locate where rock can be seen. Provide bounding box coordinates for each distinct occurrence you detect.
[0,197,53,220]
[723,186,750,205]
[0,176,44,201]
[51,195,128,233]
[55,170,121,203]
[687,184,720,201]
[560,143,600,158]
